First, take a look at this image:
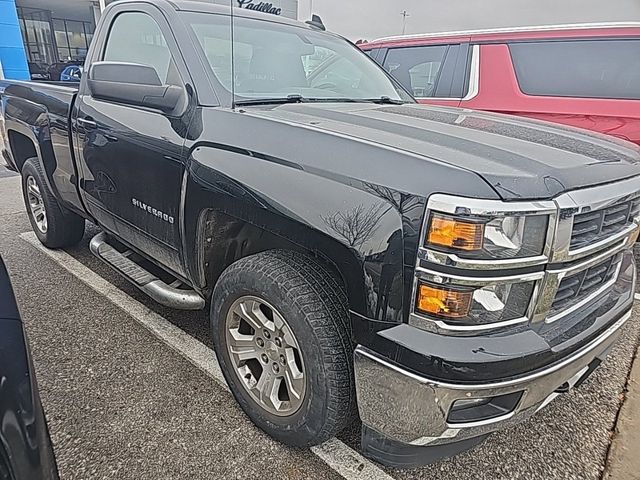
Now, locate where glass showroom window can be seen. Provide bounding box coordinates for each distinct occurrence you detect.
[53,19,94,62]
[17,7,56,67]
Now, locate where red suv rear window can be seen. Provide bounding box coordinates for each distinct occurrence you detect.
[509,39,640,100]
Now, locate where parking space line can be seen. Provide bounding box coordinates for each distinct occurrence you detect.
[19,232,395,480]
[635,293,640,301]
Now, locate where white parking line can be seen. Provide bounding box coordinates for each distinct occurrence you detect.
[635,293,640,301]
[20,232,395,480]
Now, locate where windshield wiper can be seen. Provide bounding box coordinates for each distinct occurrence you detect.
[301,97,406,104]
[235,95,408,107]
[361,96,406,105]
[235,94,307,106]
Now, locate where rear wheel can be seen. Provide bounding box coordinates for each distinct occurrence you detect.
[211,250,355,446]
[21,157,85,248]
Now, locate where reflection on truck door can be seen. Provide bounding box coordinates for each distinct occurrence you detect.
[75,8,191,276]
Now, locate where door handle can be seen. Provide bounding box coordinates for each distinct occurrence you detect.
[77,117,97,129]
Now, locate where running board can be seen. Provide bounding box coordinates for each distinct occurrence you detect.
[89,232,205,310]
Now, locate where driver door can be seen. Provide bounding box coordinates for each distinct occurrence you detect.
[74,6,192,277]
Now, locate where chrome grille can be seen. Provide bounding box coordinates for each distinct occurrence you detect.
[570,199,640,250]
[549,253,623,316]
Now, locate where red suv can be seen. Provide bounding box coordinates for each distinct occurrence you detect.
[361,23,640,145]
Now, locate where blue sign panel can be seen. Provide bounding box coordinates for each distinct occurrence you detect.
[0,0,30,80]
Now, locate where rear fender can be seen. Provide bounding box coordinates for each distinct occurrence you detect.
[3,96,58,195]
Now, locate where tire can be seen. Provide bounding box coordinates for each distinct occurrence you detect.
[21,157,85,248]
[34,392,60,480]
[211,250,355,447]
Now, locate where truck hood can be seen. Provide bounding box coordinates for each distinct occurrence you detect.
[245,103,640,200]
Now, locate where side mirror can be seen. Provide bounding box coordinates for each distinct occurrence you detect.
[87,61,183,113]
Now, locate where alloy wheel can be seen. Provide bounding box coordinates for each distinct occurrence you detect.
[225,296,306,416]
[26,176,47,233]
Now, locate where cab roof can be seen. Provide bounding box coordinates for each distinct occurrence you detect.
[110,0,318,31]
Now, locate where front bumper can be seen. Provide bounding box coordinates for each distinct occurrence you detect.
[354,307,632,467]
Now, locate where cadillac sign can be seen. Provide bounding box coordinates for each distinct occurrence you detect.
[212,0,298,19]
[237,0,282,15]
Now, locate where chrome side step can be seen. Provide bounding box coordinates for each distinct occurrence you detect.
[89,232,205,310]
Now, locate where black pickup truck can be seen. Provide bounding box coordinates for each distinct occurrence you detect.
[2,0,640,468]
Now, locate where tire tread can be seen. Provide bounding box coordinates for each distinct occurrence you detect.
[212,249,356,446]
[21,157,84,248]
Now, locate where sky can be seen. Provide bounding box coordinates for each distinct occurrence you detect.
[297,0,640,41]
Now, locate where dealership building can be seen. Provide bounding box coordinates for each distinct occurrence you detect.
[0,0,298,80]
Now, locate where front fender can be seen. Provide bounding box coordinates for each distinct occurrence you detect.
[183,144,426,325]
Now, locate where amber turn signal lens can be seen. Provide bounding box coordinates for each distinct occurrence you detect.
[427,214,484,251]
[416,284,473,318]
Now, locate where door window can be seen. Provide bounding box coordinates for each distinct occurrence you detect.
[384,45,447,97]
[103,12,181,87]
[509,40,640,100]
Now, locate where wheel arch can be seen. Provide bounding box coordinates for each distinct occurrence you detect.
[7,126,61,204]
[7,129,38,173]
[195,208,367,315]
[3,93,59,196]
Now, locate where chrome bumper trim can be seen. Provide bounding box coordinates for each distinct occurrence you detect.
[366,310,630,390]
[354,309,631,446]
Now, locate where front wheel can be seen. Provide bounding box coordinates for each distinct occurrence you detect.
[21,157,84,248]
[211,250,355,447]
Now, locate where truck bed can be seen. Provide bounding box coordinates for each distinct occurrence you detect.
[0,80,77,126]
[1,80,82,212]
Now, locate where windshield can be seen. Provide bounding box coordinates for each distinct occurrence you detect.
[182,12,413,103]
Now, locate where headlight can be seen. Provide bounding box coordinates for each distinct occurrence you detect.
[416,283,473,318]
[411,195,556,333]
[426,212,549,260]
[415,280,536,329]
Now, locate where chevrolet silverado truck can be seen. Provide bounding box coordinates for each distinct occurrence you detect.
[2,0,640,468]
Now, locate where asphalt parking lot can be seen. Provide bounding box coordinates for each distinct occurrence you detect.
[1,164,639,480]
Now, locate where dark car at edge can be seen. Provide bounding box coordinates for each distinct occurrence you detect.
[0,257,59,480]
